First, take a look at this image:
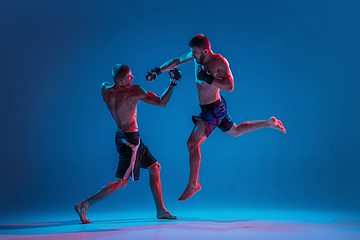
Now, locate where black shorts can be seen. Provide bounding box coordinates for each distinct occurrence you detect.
[192,96,234,137]
[115,131,157,181]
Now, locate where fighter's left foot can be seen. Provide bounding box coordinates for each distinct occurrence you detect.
[74,204,91,224]
[178,184,201,202]
[157,210,178,220]
[269,117,286,133]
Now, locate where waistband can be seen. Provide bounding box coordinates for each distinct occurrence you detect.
[116,131,140,139]
[200,97,222,110]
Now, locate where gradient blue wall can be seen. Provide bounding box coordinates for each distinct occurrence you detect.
[1,0,359,217]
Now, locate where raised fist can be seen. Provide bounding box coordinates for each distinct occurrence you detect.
[169,68,182,86]
[145,67,161,82]
[197,67,214,85]
[169,68,182,80]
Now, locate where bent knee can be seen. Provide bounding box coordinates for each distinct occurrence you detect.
[187,138,201,150]
[225,124,238,137]
[148,162,161,173]
[115,178,128,189]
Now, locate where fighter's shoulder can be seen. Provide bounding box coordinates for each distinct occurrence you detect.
[101,82,114,93]
[214,54,228,63]
[129,84,141,91]
[130,85,147,95]
[214,54,230,68]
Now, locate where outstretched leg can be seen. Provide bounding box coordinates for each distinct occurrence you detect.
[148,162,177,219]
[178,120,207,202]
[74,175,129,224]
[226,116,286,137]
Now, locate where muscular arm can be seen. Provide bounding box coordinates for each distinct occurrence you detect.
[101,82,114,102]
[159,52,193,73]
[209,58,234,92]
[136,84,175,107]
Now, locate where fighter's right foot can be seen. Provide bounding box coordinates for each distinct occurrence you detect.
[178,184,201,202]
[157,210,178,220]
[269,117,286,133]
[74,203,91,224]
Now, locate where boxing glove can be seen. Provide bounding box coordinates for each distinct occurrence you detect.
[197,67,214,85]
[145,67,161,81]
[169,68,182,86]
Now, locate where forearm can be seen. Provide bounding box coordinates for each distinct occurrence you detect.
[146,59,181,82]
[211,76,234,92]
[158,84,175,107]
[159,58,181,73]
[159,52,192,73]
[198,69,234,92]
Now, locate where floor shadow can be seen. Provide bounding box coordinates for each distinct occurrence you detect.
[0,217,251,231]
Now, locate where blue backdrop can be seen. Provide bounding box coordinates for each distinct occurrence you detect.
[1,0,359,217]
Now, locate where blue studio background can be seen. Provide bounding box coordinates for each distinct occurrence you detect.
[1,0,359,218]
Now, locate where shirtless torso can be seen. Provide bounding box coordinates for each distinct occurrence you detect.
[145,34,286,202]
[153,48,234,105]
[102,83,140,132]
[74,66,178,224]
[101,75,175,132]
[194,53,233,104]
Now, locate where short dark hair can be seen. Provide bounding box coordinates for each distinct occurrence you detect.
[189,34,211,50]
[112,64,130,82]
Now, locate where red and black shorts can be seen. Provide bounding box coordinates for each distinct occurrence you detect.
[192,96,234,137]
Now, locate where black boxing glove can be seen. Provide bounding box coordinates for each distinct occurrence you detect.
[169,68,182,86]
[145,67,161,81]
[197,67,214,85]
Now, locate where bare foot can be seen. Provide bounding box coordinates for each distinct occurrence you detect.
[269,117,286,133]
[74,203,91,224]
[178,184,201,202]
[157,210,178,220]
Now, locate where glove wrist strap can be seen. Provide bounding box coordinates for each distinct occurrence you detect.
[205,75,214,85]
[154,67,161,75]
[170,79,179,86]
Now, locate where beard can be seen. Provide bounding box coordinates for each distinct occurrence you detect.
[196,54,205,65]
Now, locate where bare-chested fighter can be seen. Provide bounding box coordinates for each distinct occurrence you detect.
[146,34,286,202]
[74,64,181,224]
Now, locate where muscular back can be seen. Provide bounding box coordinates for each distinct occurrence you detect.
[101,83,141,132]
